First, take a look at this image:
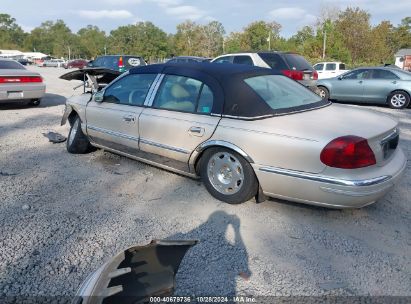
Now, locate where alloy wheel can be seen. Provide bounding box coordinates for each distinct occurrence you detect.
[390,93,406,108]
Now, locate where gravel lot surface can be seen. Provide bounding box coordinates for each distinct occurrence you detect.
[0,66,410,299]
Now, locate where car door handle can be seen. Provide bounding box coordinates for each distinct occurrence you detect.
[123,115,135,122]
[358,80,363,84]
[392,81,397,84]
[188,126,205,136]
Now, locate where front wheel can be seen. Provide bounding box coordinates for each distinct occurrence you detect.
[200,148,258,204]
[388,91,410,109]
[67,116,94,154]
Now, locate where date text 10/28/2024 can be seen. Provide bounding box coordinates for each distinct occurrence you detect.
[150,296,257,303]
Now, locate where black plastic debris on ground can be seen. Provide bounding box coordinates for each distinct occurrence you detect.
[43,132,67,143]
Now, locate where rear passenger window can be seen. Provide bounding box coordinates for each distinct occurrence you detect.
[233,56,254,66]
[104,74,157,106]
[325,63,336,70]
[371,70,399,80]
[197,85,214,113]
[339,63,346,70]
[153,75,213,114]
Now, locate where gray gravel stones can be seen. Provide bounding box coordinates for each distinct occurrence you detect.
[0,67,410,298]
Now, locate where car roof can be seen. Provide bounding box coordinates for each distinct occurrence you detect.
[171,56,209,60]
[96,55,143,58]
[129,62,309,119]
[130,62,280,78]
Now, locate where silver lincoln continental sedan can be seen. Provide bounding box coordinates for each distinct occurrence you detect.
[61,63,406,208]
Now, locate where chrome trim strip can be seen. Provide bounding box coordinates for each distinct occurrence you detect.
[87,125,139,142]
[221,103,331,120]
[145,74,165,107]
[92,143,197,179]
[140,138,190,154]
[259,166,392,187]
[143,73,162,106]
[195,140,254,163]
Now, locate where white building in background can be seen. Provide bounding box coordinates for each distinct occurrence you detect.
[394,48,411,69]
[22,52,48,60]
[0,50,24,59]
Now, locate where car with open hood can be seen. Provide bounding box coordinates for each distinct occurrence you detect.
[60,62,406,208]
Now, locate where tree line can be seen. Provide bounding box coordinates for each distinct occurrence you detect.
[1,7,411,66]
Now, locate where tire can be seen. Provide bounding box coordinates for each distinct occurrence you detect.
[29,99,41,106]
[199,147,258,204]
[387,91,410,109]
[66,116,93,154]
[317,86,330,100]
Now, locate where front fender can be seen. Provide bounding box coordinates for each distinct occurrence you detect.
[60,104,73,126]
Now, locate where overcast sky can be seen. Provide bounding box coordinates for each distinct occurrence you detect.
[3,0,411,37]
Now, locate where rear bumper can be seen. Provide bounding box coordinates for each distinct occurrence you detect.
[0,84,46,101]
[254,148,407,208]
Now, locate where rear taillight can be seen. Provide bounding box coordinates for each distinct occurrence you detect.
[0,76,42,83]
[281,69,304,81]
[320,136,376,169]
[118,56,124,68]
[312,70,318,80]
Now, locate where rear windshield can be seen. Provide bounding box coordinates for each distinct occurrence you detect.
[244,75,322,111]
[392,69,411,80]
[93,56,146,70]
[283,54,313,71]
[258,53,287,70]
[123,56,146,68]
[0,60,25,69]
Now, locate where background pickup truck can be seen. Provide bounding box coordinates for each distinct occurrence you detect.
[313,61,348,79]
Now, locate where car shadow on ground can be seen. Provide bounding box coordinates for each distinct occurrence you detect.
[0,93,66,110]
[168,210,250,296]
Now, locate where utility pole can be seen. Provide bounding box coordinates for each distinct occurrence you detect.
[322,27,327,59]
[268,31,271,51]
[222,37,225,53]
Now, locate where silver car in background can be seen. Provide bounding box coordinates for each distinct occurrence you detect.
[0,59,45,106]
[317,67,411,109]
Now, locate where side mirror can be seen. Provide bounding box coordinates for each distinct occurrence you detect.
[94,91,104,103]
[87,61,93,67]
[338,75,343,80]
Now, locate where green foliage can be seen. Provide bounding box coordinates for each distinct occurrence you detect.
[0,13,26,49]
[109,22,169,62]
[24,20,76,58]
[1,9,410,67]
[77,25,106,59]
[173,20,225,57]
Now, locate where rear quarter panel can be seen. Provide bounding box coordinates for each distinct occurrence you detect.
[210,118,326,174]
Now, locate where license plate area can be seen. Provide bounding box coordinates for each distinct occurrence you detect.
[8,91,23,99]
[303,73,311,80]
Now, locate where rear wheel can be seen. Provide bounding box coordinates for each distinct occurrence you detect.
[318,86,330,100]
[388,91,410,109]
[200,147,258,204]
[67,116,94,154]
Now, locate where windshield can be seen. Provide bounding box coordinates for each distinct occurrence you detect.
[244,75,322,111]
[283,54,313,71]
[0,60,25,69]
